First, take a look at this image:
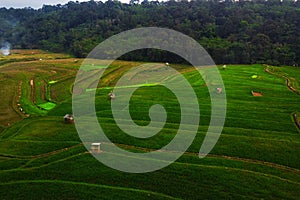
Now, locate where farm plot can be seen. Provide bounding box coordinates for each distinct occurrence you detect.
[0,50,79,126]
[0,56,299,199]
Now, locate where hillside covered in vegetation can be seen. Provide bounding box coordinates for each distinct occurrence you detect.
[0,0,300,65]
[0,50,299,199]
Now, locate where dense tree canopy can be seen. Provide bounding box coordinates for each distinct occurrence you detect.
[0,0,299,65]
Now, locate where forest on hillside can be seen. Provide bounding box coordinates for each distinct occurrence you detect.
[0,0,300,65]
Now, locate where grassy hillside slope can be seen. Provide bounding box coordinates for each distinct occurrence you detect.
[0,50,299,199]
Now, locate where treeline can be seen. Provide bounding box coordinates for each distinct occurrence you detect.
[0,0,300,65]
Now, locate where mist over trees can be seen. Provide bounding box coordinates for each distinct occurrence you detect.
[0,0,299,65]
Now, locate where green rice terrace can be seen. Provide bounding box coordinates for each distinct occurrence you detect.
[0,50,299,199]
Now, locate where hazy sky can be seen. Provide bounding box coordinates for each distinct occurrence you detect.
[0,0,129,9]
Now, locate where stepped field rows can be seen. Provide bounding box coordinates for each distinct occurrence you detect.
[0,50,299,199]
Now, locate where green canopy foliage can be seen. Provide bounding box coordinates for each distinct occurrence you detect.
[0,0,299,65]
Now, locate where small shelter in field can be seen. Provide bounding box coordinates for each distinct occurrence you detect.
[64,114,74,124]
[108,91,115,100]
[251,91,263,97]
[91,143,101,153]
[222,65,227,70]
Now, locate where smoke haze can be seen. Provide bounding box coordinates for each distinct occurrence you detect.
[1,42,11,56]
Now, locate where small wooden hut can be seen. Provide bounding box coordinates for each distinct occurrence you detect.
[108,91,115,100]
[251,91,263,97]
[64,114,74,124]
[216,87,223,94]
[91,143,101,153]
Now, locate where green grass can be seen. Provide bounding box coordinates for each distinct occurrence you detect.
[20,80,47,115]
[50,77,75,102]
[38,102,56,111]
[48,80,58,84]
[0,50,78,123]
[80,64,108,72]
[0,153,298,199]
[86,83,159,92]
[0,54,299,199]
[0,180,178,200]
[267,65,300,93]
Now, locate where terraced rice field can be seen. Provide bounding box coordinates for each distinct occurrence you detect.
[0,50,299,199]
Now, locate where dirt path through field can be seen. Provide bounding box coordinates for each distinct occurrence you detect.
[264,65,300,95]
[265,65,300,130]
